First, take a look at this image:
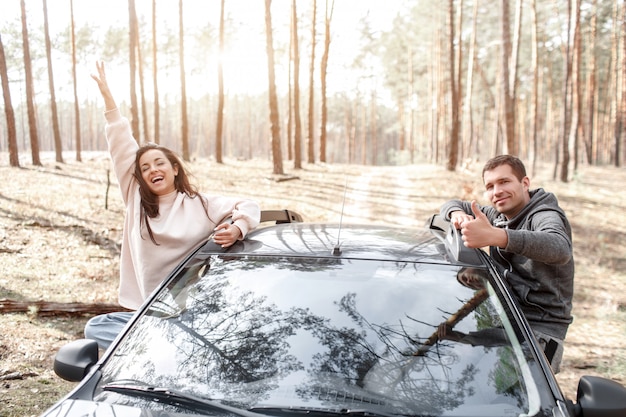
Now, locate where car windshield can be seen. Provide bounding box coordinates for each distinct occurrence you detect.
[94,254,548,416]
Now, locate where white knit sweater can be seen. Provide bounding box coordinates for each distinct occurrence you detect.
[104,108,260,309]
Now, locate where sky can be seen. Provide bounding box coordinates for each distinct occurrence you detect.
[2,0,405,100]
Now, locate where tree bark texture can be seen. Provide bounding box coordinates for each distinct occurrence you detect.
[128,0,140,144]
[446,0,459,171]
[0,33,19,167]
[43,0,63,164]
[216,0,226,164]
[20,0,41,166]
[179,0,190,161]
[0,299,131,317]
[291,0,303,169]
[265,0,284,175]
[151,0,161,144]
[307,0,317,164]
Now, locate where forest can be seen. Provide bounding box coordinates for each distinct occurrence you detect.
[2,2,626,414]
[0,0,625,179]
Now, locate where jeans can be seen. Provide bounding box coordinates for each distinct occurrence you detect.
[84,311,135,350]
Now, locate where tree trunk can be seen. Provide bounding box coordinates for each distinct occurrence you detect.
[291,0,303,169]
[307,0,317,164]
[584,0,597,165]
[21,0,41,166]
[463,0,478,161]
[606,1,620,165]
[137,28,149,144]
[455,0,463,159]
[510,0,522,156]
[0,34,19,167]
[370,90,377,165]
[179,0,190,160]
[500,0,515,156]
[572,0,582,171]
[264,0,284,175]
[431,12,442,163]
[70,0,82,161]
[446,0,459,171]
[429,16,439,163]
[151,0,160,144]
[407,43,415,162]
[616,0,626,167]
[128,0,140,143]
[559,0,574,182]
[345,99,356,163]
[319,0,333,163]
[397,101,406,152]
[43,0,63,164]
[216,0,225,164]
[287,23,293,162]
[360,98,366,165]
[530,0,539,175]
[0,299,131,317]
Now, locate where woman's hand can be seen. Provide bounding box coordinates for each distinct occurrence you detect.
[212,223,242,248]
[91,61,117,111]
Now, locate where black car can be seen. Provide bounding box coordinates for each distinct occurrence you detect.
[43,210,626,417]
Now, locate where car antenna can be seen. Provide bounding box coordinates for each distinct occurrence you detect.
[333,177,347,256]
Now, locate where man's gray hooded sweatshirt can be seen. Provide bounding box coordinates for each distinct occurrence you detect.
[440,188,574,340]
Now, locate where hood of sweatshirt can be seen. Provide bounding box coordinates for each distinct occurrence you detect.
[493,188,569,231]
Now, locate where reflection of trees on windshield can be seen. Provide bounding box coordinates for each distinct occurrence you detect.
[303,294,379,385]
[490,347,527,407]
[292,291,478,415]
[100,320,156,381]
[173,280,297,378]
[102,256,527,415]
[167,277,305,403]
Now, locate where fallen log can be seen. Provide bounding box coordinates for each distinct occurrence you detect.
[0,371,38,381]
[0,298,131,317]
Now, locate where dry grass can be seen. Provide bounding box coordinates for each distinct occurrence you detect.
[1,152,625,416]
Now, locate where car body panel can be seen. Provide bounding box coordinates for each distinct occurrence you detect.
[41,398,207,417]
[42,216,626,417]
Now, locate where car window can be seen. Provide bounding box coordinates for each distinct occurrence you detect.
[94,254,546,416]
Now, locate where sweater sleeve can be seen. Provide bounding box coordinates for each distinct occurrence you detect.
[440,199,472,219]
[440,199,499,222]
[104,109,139,206]
[505,211,573,265]
[205,195,261,238]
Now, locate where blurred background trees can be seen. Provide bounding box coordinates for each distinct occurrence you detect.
[0,0,624,180]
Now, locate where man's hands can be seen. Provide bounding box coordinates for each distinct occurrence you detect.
[450,201,508,249]
[449,209,474,229]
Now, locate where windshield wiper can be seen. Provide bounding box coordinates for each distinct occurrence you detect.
[102,383,262,417]
[248,406,410,417]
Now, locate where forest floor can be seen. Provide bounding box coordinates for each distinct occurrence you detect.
[1,152,625,417]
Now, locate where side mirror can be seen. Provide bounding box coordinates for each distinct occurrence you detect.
[427,214,482,265]
[574,375,626,417]
[53,339,99,382]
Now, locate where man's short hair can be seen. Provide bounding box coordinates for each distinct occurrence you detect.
[482,155,527,181]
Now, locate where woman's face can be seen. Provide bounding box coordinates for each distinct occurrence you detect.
[138,149,179,196]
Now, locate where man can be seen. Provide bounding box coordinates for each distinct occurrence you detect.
[440,155,574,373]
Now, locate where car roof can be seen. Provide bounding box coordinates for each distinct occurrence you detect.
[201,214,485,267]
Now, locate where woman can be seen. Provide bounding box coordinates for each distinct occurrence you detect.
[86,61,260,349]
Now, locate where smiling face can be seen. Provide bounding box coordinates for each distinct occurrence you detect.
[483,163,530,219]
[138,148,179,196]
